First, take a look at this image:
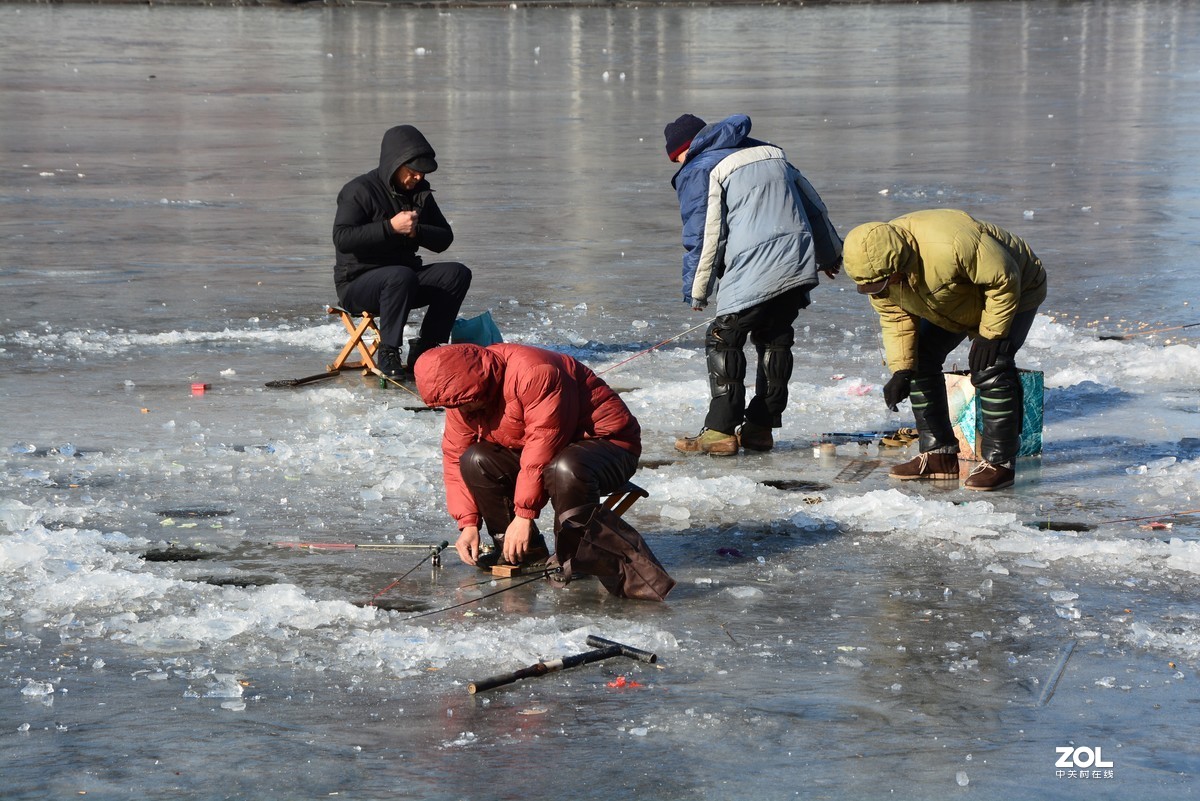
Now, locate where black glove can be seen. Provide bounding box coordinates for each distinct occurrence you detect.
[883,370,915,412]
[969,336,1005,373]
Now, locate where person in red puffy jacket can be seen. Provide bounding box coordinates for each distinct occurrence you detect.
[414,343,642,568]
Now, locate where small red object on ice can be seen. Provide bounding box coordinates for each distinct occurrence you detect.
[606,675,644,689]
[191,382,210,395]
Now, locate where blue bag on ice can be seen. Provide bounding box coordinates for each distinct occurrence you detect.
[450,311,503,346]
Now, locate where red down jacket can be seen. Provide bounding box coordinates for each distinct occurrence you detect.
[414,343,642,530]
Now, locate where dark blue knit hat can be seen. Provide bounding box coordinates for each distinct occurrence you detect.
[664,114,706,161]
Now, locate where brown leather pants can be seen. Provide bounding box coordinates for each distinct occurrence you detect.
[459,440,639,544]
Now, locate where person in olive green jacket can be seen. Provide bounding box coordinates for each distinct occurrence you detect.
[843,209,1047,491]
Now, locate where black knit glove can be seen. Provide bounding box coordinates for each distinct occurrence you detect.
[969,336,1005,373]
[883,370,915,412]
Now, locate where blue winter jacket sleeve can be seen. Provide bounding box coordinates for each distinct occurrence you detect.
[793,169,843,271]
[675,162,715,306]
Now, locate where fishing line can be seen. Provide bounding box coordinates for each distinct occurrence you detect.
[274,540,447,551]
[596,318,714,376]
[457,571,537,589]
[375,369,426,401]
[399,568,558,621]
[363,541,449,606]
[385,318,712,399]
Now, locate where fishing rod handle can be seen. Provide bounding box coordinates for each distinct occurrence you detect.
[469,660,559,694]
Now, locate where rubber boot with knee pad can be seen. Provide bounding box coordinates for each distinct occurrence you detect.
[703,342,747,429]
[738,422,774,452]
[751,343,793,429]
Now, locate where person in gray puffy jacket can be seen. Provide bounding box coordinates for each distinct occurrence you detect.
[664,113,842,455]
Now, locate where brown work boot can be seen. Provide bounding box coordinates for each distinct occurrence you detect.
[964,460,1015,491]
[675,428,739,456]
[738,422,774,452]
[889,451,960,480]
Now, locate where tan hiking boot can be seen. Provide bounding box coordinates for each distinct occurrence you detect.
[964,460,1015,491]
[889,451,960,480]
[675,428,739,456]
[738,422,774,452]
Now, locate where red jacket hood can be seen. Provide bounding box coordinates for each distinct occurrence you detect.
[415,344,501,408]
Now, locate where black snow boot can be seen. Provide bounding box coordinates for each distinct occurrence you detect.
[406,338,437,372]
[376,345,407,380]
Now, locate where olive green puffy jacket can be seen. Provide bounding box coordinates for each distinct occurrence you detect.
[843,209,1047,371]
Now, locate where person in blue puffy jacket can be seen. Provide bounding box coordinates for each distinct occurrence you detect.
[664,113,842,455]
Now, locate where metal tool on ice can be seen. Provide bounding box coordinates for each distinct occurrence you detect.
[467,635,657,694]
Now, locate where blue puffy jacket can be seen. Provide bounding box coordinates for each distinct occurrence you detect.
[670,115,841,315]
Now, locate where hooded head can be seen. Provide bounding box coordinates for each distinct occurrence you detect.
[414,344,501,410]
[842,222,919,295]
[378,125,438,188]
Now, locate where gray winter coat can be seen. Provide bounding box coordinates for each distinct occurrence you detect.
[671,115,841,315]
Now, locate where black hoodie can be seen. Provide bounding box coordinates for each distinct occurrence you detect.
[332,125,455,295]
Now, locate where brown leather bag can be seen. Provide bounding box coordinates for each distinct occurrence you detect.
[552,504,676,602]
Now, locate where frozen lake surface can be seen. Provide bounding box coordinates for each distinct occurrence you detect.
[1,1,1199,799]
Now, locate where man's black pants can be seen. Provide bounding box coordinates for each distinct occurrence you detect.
[339,261,472,348]
[458,440,639,547]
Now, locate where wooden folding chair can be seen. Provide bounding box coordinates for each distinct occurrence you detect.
[326,305,381,373]
[601,480,650,516]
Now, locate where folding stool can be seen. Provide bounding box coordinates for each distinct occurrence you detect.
[326,305,381,374]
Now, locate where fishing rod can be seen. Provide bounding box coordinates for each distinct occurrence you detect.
[273,540,446,552]
[596,318,714,376]
[1098,508,1200,525]
[264,370,341,389]
[1098,322,1200,341]
[362,541,449,607]
[398,568,559,621]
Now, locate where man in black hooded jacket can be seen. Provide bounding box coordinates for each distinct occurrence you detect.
[333,125,473,379]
